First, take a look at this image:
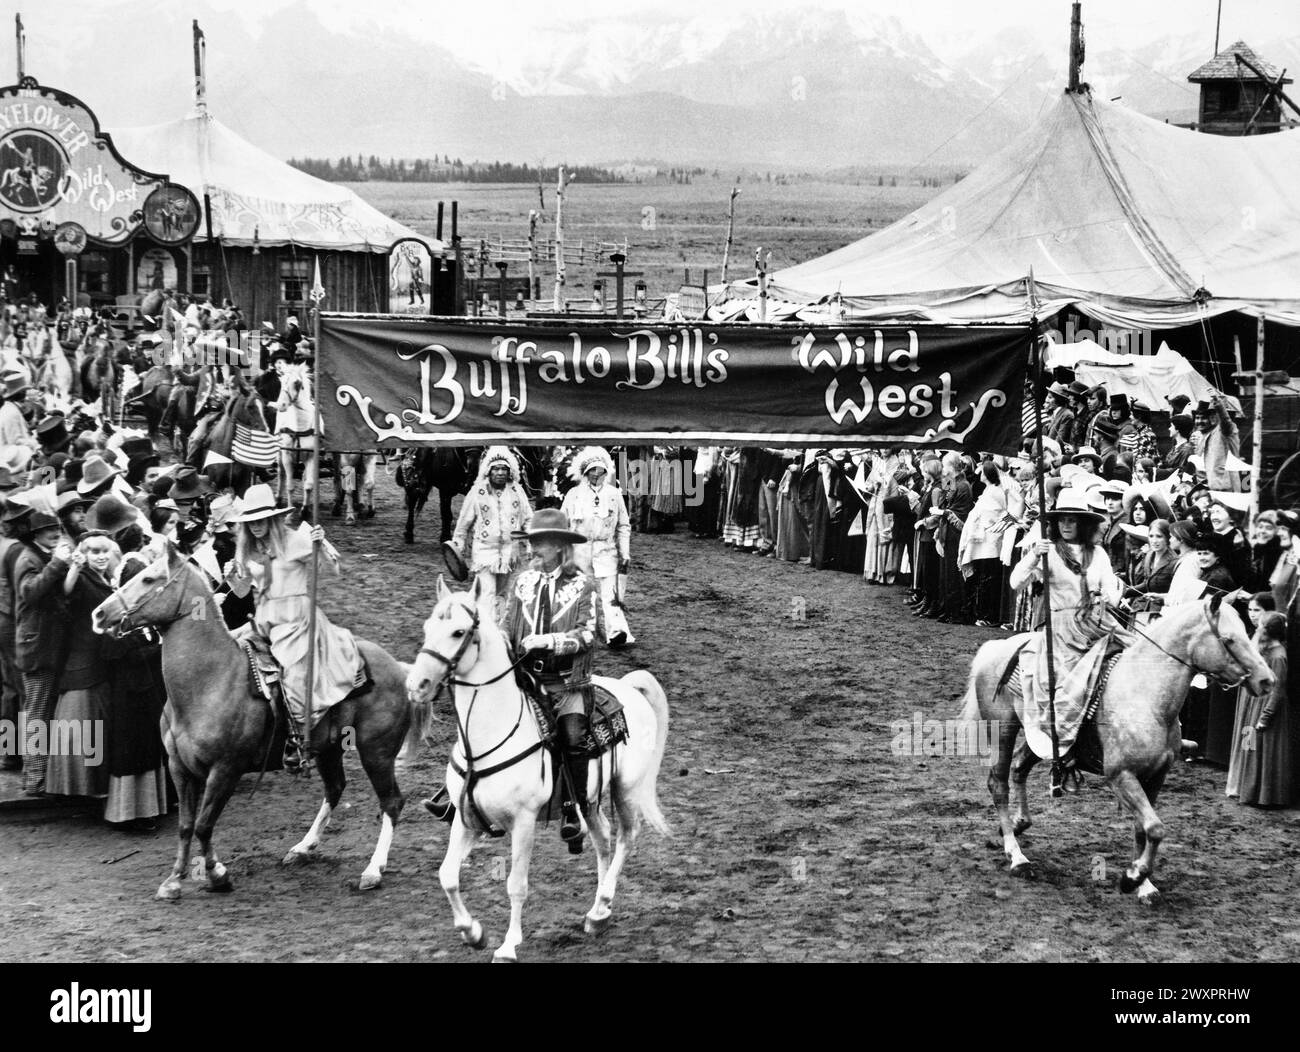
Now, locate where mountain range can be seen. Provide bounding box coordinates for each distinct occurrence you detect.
[14,1,1300,169]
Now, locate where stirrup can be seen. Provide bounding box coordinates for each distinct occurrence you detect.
[283,734,313,777]
[422,785,455,822]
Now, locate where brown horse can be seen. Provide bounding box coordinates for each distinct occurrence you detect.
[960,594,1273,904]
[92,543,415,899]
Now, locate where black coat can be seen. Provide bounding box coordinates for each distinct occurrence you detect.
[13,542,69,674]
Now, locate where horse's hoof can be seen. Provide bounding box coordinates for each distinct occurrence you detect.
[364,508,376,519]
[358,870,383,891]
[492,950,518,963]
[156,880,183,901]
[584,913,612,934]
[206,877,234,894]
[1118,872,1140,894]
[1009,860,1036,879]
[463,922,487,950]
[1013,817,1032,835]
[1138,889,1162,908]
[403,535,414,545]
[282,849,310,866]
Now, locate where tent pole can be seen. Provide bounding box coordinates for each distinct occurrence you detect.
[1250,316,1265,520]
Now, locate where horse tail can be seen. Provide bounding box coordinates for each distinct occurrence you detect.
[622,669,671,837]
[396,661,430,760]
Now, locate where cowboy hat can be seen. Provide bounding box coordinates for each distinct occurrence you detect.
[84,494,139,535]
[510,507,587,545]
[0,497,31,524]
[1067,380,1090,398]
[1209,490,1251,515]
[56,490,91,515]
[1071,446,1101,465]
[76,455,124,496]
[1043,488,1106,525]
[167,466,212,501]
[227,483,292,523]
[1046,381,1072,401]
[19,509,60,533]
[1,369,28,400]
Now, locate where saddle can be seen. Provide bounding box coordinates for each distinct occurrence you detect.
[514,667,629,759]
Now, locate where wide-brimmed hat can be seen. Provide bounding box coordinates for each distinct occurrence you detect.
[510,507,587,545]
[1090,481,1127,502]
[1209,491,1250,516]
[1,497,32,524]
[76,455,124,496]
[227,483,292,523]
[167,466,212,501]
[1067,380,1090,398]
[1043,488,1106,525]
[20,509,60,533]
[1071,445,1101,465]
[1131,399,1153,417]
[1120,523,1150,541]
[1046,381,1072,402]
[1274,510,1300,534]
[84,494,139,535]
[56,490,91,515]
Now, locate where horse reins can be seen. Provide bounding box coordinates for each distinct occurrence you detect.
[1117,596,1254,691]
[106,555,196,636]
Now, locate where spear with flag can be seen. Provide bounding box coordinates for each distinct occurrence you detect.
[301,257,326,756]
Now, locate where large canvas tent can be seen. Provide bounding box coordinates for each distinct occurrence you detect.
[719,91,1300,329]
[111,112,440,253]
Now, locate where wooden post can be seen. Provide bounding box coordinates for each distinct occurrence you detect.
[553,166,567,311]
[14,15,23,81]
[527,210,538,308]
[302,312,323,756]
[721,184,741,285]
[1067,2,1083,93]
[1027,270,1064,796]
[1251,316,1265,520]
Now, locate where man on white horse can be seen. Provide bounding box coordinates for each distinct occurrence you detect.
[425,508,599,852]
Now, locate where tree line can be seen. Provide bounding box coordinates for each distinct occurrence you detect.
[288,156,627,183]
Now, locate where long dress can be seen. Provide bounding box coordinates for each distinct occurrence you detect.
[862,455,898,583]
[774,463,808,562]
[1008,540,1126,758]
[45,571,113,799]
[1227,641,1294,806]
[252,524,365,723]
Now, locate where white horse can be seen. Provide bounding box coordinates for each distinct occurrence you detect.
[406,577,670,962]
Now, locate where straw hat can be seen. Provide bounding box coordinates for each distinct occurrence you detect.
[227,483,292,523]
[510,507,587,545]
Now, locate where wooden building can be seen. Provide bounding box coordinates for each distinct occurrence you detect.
[0,73,440,327]
[1187,41,1297,136]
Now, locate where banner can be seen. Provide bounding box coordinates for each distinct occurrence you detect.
[318,315,1029,452]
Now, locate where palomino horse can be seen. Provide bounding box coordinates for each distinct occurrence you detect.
[961,594,1273,904]
[406,578,670,961]
[92,543,416,899]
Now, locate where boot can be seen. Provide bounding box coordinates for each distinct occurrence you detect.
[560,749,588,854]
[422,784,455,822]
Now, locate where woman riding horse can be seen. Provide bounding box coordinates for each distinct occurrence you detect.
[228,484,368,765]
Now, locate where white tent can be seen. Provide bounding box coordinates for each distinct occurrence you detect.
[720,91,1300,328]
[1044,338,1223,409]
[110,112,442,255]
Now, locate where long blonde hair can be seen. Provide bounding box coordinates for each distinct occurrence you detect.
[233,514,291,582]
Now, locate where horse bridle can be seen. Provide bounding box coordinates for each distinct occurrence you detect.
[1124,596,1254,691]
[106,556,195,636]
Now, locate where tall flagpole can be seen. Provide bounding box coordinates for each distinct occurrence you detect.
[301,261,326,760]
[1027,269,1065,797]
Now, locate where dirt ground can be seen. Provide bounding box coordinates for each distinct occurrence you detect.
[2,476,1299,964]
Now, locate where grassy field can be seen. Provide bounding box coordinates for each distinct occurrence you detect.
[347,179,943,306]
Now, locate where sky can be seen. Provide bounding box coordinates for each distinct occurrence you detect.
[7,0,1299,68]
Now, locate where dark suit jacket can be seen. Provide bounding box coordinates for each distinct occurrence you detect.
[14,543,69,674]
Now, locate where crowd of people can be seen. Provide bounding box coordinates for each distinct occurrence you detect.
[0,292,345,827]
[601,374,1294,809]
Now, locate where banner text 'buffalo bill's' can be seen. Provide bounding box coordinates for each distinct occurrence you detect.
[317,316,1029,453]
